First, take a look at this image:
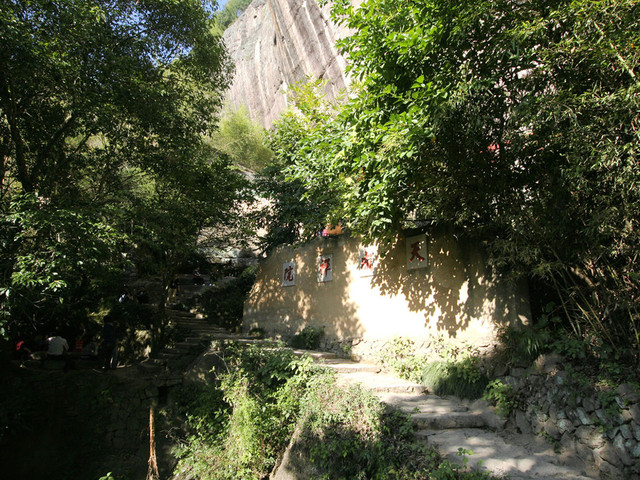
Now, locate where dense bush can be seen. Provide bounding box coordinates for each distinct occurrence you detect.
[290,325,325,350]
[376,336,489,399]
[295,373,495,479]
[199,266,257,331]
[421,358,489,400]
[172,344,323,479]
[172,343,497,479]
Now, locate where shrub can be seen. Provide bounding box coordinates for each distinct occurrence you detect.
[375,336,428,383]
[290,325,324,350]
[172,344,323,480]
[172,343,497,480]
[421,357,489,399]
[497,305,556,365]
[199,266,256,331]
[483,379,519,418]
[297,374,494,479]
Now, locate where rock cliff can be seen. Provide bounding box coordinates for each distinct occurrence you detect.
[222,0,357,129]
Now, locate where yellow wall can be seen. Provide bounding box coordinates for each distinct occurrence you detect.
[243,234,530,350]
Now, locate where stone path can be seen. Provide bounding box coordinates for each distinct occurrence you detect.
[305,350,599,480]
[156,299,599,479]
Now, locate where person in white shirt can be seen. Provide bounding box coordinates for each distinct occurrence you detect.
[47,334,71,372]
[47,335,69,357]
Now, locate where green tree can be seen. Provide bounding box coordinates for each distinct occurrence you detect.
[216,0,253,30]
[126,147,247,352]
[255,80,343,254]
[0,0,238,342]
[281,0,640,359]
[209,106,273,171]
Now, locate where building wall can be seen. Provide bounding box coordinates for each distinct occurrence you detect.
[243,233,531,353]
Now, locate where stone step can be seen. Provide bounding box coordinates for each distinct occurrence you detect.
[138,358,167,371]
[176,337,205,345]
[376,392,470,414]
[337,371,426,394]
[415,429,594,479]
[292,349,337,360]
[172,323,224,331]
[412,411,488,430]
[169,319,221,328]
[154,374,184,387]
[166,310,196,318]
[233,338,280,347]
[158,351,180,359]
[173,326,226,335]
[184,337,208,344]
[317,358,381,374]
[172,344,204,354]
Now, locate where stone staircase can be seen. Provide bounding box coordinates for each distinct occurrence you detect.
[305,350,597,480]
[137,309,220,373]
[130,277,598,479]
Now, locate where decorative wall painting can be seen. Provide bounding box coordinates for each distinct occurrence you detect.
[406,234,428,270]
[282,261,296,286]
[358,245,378,277]
[317,254,333,282]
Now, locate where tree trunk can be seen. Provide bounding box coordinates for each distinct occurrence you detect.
[147,398,159,480]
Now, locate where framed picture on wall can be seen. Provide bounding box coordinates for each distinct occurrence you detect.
[358,245,378,277]
[406,234,428,270]
[282,261,296,287]
[317,254,333,282]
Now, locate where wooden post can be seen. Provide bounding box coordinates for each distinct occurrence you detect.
[147,398,159,480]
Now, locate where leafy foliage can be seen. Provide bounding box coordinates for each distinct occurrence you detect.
[497,308,555,366]
[254,80,345,254]
[209,106,274,171]
[216,0,254,30]
[0,0,244,342]
[483,380,519,418]
[272,0,640,364]
[175,343,496,479]
[297,373,495,479]
[376,336,429,383]
[290,325,325,350]
[421,357,489,400]
[199,265,257,331]
[376,336,488,399]
[1,194,122,337]
[173,344,323,480]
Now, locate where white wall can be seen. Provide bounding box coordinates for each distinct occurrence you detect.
[243,233,530,350]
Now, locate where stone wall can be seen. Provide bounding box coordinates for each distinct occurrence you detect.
[243,233,531,357]
[222,0,360,128]
[503,354,640,479]
[0,365,182,479]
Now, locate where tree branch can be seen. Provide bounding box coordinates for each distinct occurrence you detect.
[0,72,31,191]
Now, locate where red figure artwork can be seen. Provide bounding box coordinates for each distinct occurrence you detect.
[409,241,425,262]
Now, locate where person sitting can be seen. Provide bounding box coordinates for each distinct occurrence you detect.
[80,338,99,360]
[47,334,68,358]
[47,333,71,372]
[14,340,32,363]
[118,285,134,303]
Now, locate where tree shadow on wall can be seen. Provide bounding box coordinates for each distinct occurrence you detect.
[371,231,527,339]
[244,236,363,345]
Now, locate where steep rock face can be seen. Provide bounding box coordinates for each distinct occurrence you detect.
[222,0,357,128]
